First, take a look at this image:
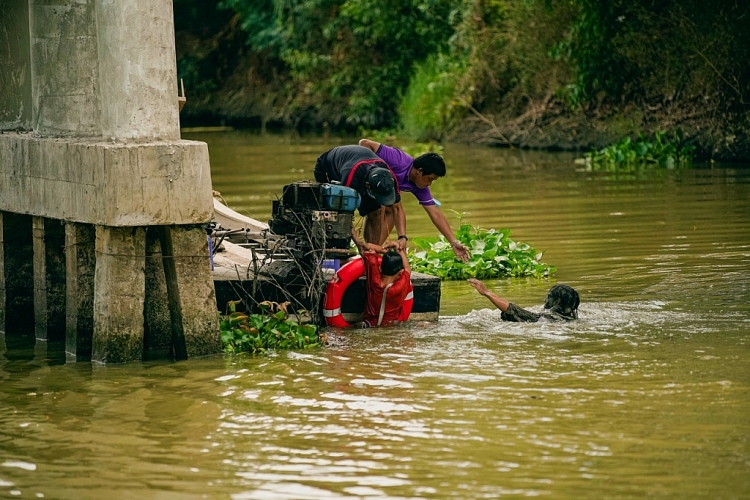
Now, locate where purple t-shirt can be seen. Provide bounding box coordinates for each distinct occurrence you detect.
[375,144,436,206]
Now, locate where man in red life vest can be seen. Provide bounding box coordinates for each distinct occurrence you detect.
[356,243,412,328]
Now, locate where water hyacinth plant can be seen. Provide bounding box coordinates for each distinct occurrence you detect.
[409,223,556,280]
[577,130,695,169]
[220,301,326,354]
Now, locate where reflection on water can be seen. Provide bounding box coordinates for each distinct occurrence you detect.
[1,130,749,499]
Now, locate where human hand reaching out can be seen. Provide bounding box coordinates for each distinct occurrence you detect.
[451,240,470,263]
[467,278,490,296]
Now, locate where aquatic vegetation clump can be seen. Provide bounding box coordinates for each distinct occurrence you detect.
[409,224,556,280]
[578,130,695,169]
[220,301,325,355]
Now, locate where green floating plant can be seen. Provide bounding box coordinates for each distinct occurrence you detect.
[220,301,325,355]
[408,223,556,280]
[577,130,695,169]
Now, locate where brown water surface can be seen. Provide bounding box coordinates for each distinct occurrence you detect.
[1,130,748,499]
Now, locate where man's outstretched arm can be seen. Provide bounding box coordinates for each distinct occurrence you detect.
[467,278,510,312]
[423,204,470,262]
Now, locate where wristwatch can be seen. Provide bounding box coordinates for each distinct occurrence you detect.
[397,235,408,241]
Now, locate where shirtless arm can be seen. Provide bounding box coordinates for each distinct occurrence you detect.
[400,247,411,274]
[391,201,408,251]
[351,226,374,253]
[385,240,412,274]
[365,243,388,255]
[423,204,470,262]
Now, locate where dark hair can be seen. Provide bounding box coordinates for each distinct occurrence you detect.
[380,250,404,276]
[543,284,580,319]
[413,152,446,177]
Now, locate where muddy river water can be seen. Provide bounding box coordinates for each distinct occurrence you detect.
[1,130,748,498]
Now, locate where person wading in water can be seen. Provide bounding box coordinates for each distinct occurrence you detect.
[468,278,580,322]
[355,243,412,328]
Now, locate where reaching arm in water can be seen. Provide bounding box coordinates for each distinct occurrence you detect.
[468,278,580,322]
[467,278,544,322]
[467,278,510,311]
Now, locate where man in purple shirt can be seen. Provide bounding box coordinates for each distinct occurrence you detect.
[359,138,470,262]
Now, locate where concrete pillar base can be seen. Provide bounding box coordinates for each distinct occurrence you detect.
[33,217,66,341]
[92,226,146,364]
[3,218,220,363]
[158,226,221,359]
[2,212,34,335]
[65,223,95,362]
[144,227,172,353]
[90,225,220,364]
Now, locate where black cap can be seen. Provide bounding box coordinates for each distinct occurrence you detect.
[366,167,397,206]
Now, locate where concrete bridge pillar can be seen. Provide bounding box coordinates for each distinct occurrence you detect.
[0,0,221,363]
[96,0,181,141]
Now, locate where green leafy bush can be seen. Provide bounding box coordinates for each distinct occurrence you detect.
[177,0,749,144]
[409,223,556,280]
[400,55,467,141]
[220,301,325,354]
[217,0,461,128]
[577,130,695,169]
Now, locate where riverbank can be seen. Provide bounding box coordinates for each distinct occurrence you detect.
[180,89,749,163]
[174,0,749,162]
[448,97,749,162]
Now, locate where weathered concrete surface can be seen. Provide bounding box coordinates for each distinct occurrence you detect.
[91,226,145,363]
[29,0,101,136]
[0,134,214,226]
[0,0,32,130]
[32,216,66,341]
[65,222,95,361]
[144,227,172,352]
[159,226,221,359]
[96,0,180,141]
[1,212,34,334]
[1,0,221,363]
[15,0,179,139]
